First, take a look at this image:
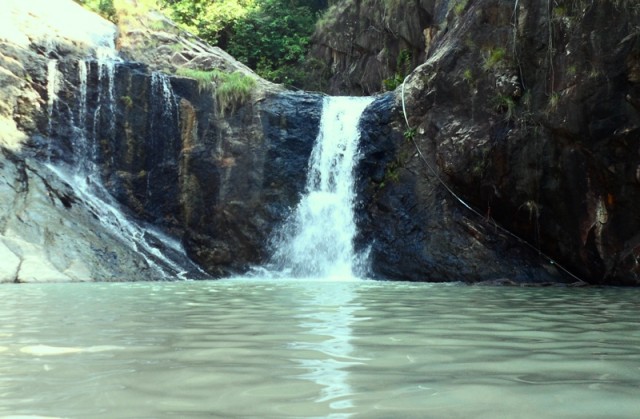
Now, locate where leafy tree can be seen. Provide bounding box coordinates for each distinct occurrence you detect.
[159,0,256,47]
[156,1,331,87]
[227,0,316,87]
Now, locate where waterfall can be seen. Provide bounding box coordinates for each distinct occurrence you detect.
[151,72,177,121]
[93,55,117,152]
[147,72,180,199]
[46,59,61,131]
[43,35,205,280]
[271,96,374,279]
[46,59,62,159]
[149,72,178,164]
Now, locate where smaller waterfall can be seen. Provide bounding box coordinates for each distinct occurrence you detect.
[151,72,177,120]
[271,96,374,279]
[93,58,117,146]
[46,59,62,144]
[147,72,180,199]
[43,34,205,280]
[46,60,61,121]
[149,72,179,164]
[77,60,88,131]
[75,59,92,174]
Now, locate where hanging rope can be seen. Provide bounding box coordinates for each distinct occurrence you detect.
[400,74,586,285]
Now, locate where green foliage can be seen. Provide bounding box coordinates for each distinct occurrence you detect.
[383,158,403,185]
[383,73,404,91]
[75,0,118,22]
[548,91,561,111]
[453,0,469,16]
[176,68,256,114]
[161,0,326,87]
[482,47,507,71]
[168,43,184,53]
[397,49,412,74]
[120,95,133,109]
[215,71,257,115]
[382,49,412,91]
[552,6,567,18]
[159,0,256,45]
[147,18,168,31]
[462,68,474,84]
[227,0,316,87]
[493,94,516,120]
[403,127,417,141]
[176,68,219,90]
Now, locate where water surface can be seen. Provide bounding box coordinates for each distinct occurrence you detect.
[1,279,639,418]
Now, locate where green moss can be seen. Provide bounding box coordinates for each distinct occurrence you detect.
[553,6,567,17]
[493,95,516,120]
[176,68,256,115]
[176,68,220,90]
[453,0,469,16]
[215,71,257,115]
[548,92,561,111]
[482,47,507,71]
[147,19,167,31]
[168,43,184,53]
[120,95,133,109]
[382,73,403,91]
[462,68,474,84]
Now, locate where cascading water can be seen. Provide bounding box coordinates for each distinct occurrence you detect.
[93,39,118,157]
[147,72,180,197]
[44,31,205,280]
[270,96,374,280]
[46,59,62,159]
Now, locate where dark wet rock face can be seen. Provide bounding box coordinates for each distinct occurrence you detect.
[175,92,323,275]
[11,52,323,278]
[355,94,564,284]
[95,66,323,276]
[350,0,640,285]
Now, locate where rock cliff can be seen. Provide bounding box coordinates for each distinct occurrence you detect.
[0,0,322,281]
[0,0,168,281]
[310,0,453,95]
[330,0,640,284]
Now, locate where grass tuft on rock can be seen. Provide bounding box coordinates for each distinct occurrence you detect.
[176,68,256,115]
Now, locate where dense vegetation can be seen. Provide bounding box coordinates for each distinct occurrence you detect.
[161,0,331,88]
[76,0,332,88]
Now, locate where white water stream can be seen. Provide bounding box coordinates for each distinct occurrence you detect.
[44,31,202,279]
[271,96,374,279]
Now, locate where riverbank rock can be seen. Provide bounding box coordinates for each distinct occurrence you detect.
[0,145,161,282]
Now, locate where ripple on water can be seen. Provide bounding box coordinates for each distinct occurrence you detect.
[18,345,125,356]
[1,281,640,418]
